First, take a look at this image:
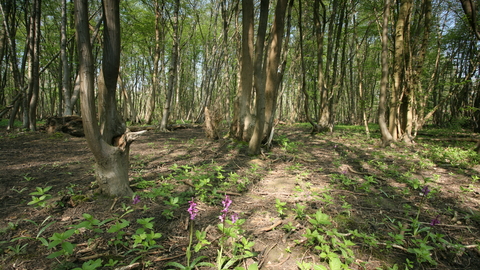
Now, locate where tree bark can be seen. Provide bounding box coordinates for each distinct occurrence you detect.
[237,0,255,140]
[145,0,163,124]
[75,0,135,197]
[263,0,287,137]
[247,0,266,154]
[27,0,41,131]
[62,0,73,116]
[379,0,393,147]
[160,0,179,131]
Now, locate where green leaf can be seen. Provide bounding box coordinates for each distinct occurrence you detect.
[313,265,328,270]
[329,256,342,270]
[46,250,65,259]
[164,261,186,269]
[61,241,76,255]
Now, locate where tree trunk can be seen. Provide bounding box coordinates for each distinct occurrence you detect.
[263,0,287,136]
[247,0,265,154]
[160,0,179,131]
[379,0,393,147]
[75,0,139,197]
[27,0,41,131]
[231,0,255,141]
[145,0,163,124]
[62,0,73,116]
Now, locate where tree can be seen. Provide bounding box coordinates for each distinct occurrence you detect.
[379,0,393,147]
[61,0,76,116]
[159,0,180,131]
[75,0,143,197]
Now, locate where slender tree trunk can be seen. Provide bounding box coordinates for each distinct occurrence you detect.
[236,0,254,140]
[160,0,179,131]
[316,0,333,132]
[62,0,73,116]
[263,0,287,135]
[146,0,163,124]
[298,0,316,128]
[27,0,41,131]
[379,0,393,146]
[313,0,326,132]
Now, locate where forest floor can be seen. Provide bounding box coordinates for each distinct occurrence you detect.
[1,123,480,270]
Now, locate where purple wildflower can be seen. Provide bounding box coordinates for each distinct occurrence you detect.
[187,198,199,220]
[222,195,232,210]
[219,195,232,222]
[230,212,239,223]
[430,215,440,226]
[132,195,141,205]
[421,186,430,197]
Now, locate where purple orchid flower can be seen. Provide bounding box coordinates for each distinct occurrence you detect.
[187,198,199,220]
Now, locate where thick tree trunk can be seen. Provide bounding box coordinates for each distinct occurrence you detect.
[246,0,269,154]
[75,0,135,197]
[231,0,254,141]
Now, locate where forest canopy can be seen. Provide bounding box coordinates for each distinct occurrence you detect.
[0,0,478,141]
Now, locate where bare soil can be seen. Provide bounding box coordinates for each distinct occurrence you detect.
[1,125,479,270]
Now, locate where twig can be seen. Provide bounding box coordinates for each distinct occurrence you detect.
[258,243,277,269]
[254,220,283,235]
[377,242,408,252]
[113,263,141,270]
[79,252,109,261]
[110,198,118,211]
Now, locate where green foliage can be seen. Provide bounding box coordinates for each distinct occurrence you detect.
[421,145,479,168]
[107,219,130,248]
[131,218,162,250]
[46,228,77,258]
[72,259,103,270]
[275,198,287,217]
[28,186,52,208]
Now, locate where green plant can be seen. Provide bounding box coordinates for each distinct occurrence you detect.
[22,173,35,182]
[28,186,52,208]
[215,195,255,270]
[282,222,296,232]
[72,259,103,270]
[162,196,181,219]
[296,261,327,270]
[166,198,213,270]
[7,243,28,255]
[46,228,77,258]
[11,186,27,194]
[293,203,307,220]
[131,218,162,250]
[107,219,130,251]
[275,198,287,217]
[104,258,119,267]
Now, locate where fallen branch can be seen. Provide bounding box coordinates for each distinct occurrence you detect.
[254,220,283,235]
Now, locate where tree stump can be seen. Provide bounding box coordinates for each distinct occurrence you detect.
[45,116,84,137]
